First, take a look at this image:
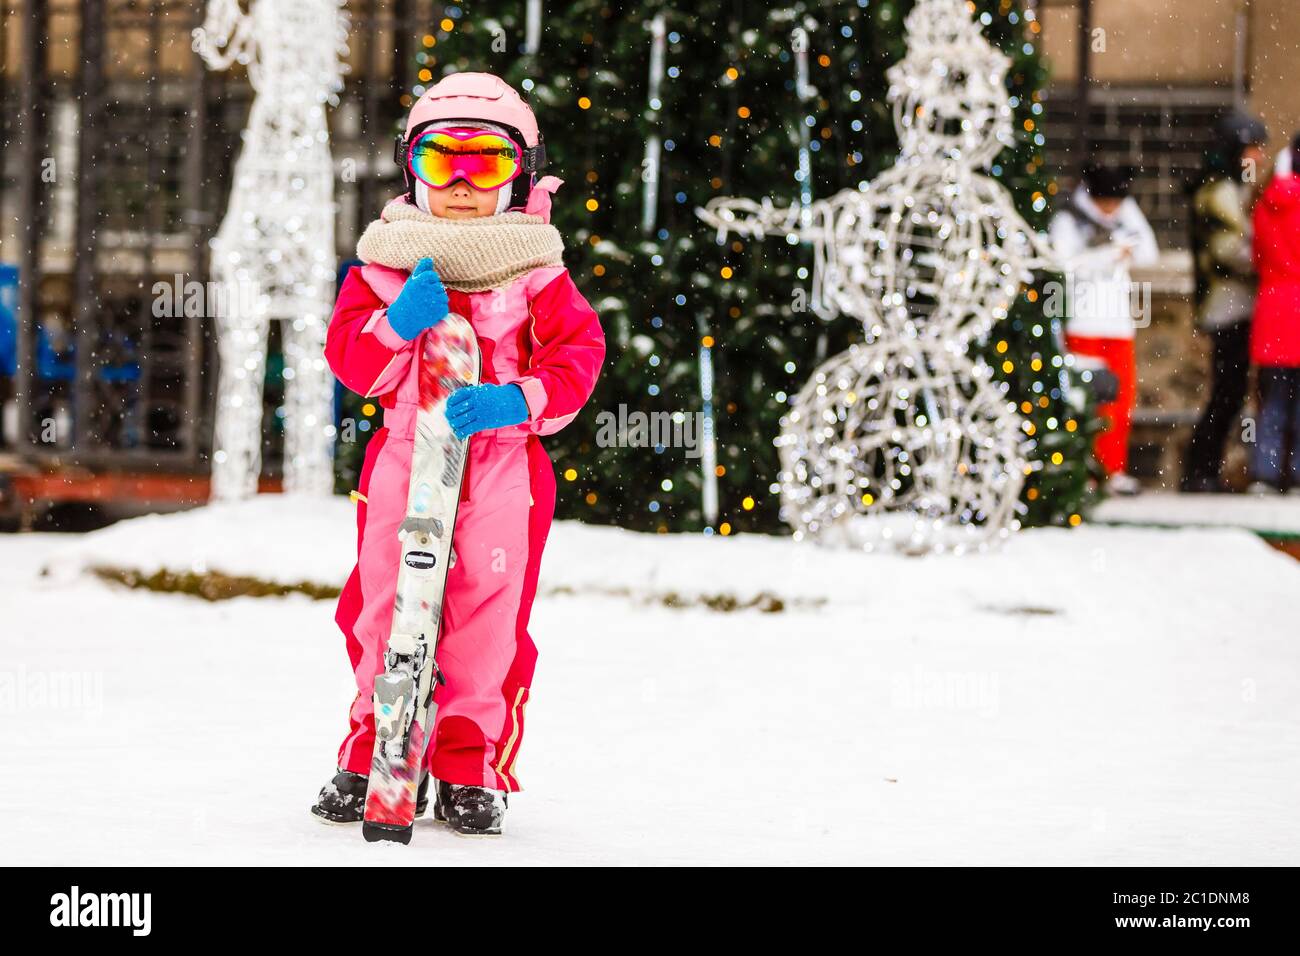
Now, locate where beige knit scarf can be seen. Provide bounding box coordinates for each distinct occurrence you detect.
[356,199,565,292]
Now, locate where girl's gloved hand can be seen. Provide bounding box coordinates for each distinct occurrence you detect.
[387,257,449,341]
[445,383,530,440]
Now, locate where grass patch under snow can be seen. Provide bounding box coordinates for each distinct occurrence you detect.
[90,565,341,602]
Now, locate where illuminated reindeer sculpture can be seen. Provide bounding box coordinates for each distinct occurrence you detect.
[194,0,349,498]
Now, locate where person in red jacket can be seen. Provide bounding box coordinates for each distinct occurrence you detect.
[1249,133,1300,494]
[310,73,605,834]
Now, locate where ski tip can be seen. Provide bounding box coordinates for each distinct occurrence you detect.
[362,821,414,845]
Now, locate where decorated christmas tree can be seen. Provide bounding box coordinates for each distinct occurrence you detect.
[376,0,1092,534]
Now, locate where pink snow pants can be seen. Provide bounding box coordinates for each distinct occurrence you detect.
[335,424,556,791]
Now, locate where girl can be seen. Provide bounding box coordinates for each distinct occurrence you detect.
[312,72,605,835]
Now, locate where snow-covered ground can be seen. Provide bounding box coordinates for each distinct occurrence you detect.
[2,497,1298,865]
[1095,491,1300,536]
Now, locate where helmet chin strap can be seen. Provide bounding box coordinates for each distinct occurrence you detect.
[414,119,517,216]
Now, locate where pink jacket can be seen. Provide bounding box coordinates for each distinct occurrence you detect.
[327,261,605,440]
[1252,173,1300,367]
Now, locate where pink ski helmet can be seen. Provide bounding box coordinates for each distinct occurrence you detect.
[394,72,547,211]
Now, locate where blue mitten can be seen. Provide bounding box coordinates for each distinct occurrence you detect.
[445,383,530,440]
[387,257,449,341]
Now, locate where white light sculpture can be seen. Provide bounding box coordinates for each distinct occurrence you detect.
[194,0,349,499]
[698,0,1058,553]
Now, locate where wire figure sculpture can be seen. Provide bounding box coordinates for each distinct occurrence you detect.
[194,0,349,499]
[699,0,1058,553]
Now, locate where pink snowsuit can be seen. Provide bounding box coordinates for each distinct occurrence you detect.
[325,247,604,791]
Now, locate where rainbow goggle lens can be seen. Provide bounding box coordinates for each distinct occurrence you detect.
[405,127,525,191]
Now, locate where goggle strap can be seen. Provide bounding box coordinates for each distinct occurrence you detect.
[394,135,546,173]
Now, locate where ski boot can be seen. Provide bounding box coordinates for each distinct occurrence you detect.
[311,771,368,824]
[433,779,507,836]
[312,771,431,824]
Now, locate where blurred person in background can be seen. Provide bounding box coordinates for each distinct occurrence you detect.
[1049,161,1159,495]
[1181,109,1269,493]
[1247,132,1300,494]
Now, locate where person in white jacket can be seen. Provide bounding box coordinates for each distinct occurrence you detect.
[1049,163,1160,494]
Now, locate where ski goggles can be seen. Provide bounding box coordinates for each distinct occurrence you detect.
[401,126,527,191]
